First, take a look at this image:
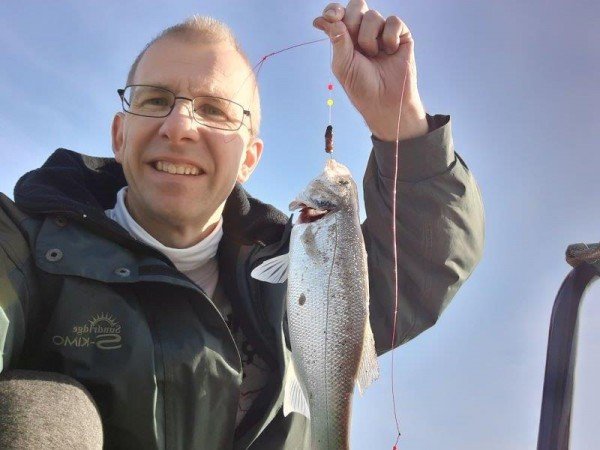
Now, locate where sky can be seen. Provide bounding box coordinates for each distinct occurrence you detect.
[1,1,599,448]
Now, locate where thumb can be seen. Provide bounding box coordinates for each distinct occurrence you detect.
[313,18,354,76]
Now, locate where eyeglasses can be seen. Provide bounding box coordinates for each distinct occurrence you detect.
[117,84,253,133]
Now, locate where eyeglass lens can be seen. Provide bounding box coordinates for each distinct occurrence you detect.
[122,85,244,131]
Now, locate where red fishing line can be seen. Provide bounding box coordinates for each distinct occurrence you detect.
[219,37,329,145]
[233,31,409,449]
[256,36,330,64]
[390,64,410,449]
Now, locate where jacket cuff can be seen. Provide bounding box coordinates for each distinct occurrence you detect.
[371,114,455,182]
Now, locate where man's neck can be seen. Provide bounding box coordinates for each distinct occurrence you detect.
[124,192,222,249]
[143,219,221,249]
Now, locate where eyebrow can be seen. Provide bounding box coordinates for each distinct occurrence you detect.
[143,82,230,99]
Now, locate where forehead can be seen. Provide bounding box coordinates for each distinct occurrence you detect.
[134,37,254,102]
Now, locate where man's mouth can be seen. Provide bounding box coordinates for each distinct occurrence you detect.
[152,161,204,176]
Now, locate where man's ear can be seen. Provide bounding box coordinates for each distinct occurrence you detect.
[237,136,264,183]
[111,112,126,163]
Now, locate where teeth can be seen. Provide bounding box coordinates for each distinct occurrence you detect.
[154,161,201,176]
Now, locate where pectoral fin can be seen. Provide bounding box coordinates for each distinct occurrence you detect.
[283,358,311,419]
[250,253,290,284]
[356,318,380,395]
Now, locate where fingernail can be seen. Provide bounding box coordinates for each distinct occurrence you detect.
[324,9,337,19]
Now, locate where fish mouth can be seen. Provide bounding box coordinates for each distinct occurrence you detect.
[290,200,335,224]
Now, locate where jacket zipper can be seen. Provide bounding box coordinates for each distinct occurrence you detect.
[246,243,272,339]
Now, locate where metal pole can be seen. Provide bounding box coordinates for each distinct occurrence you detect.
[537,262,598,450]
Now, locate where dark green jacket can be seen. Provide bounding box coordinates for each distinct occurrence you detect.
[0,114,484,449]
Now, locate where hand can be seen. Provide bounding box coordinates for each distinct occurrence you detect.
[313,0,428,141]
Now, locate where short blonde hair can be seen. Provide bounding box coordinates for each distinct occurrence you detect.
[126,15,261,135]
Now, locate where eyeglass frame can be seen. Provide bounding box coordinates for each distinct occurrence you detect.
[117,84,254,134]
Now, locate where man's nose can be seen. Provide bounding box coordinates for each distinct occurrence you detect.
[158,99,200,143]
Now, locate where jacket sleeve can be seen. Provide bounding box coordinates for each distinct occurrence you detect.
[0,195,38,373]
[362,114,485,354]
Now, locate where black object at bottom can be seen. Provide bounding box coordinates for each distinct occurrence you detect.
[537,263,599,450]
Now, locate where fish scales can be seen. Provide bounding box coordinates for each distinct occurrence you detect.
[251,159,379,450]
[288,208,369,449]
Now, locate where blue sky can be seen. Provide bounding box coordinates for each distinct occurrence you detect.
[1,1,599,448]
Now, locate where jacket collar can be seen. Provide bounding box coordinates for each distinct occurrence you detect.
[14,148,288,246]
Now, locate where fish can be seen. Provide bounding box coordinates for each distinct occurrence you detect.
[251,158,379,450]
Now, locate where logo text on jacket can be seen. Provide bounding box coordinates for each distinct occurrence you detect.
[52,313,122,350]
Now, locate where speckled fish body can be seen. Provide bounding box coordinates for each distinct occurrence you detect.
[286,159,379,450]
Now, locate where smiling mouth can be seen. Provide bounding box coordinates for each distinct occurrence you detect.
[151,161,205,177]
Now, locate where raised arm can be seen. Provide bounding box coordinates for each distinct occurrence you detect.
[362,115,484,353]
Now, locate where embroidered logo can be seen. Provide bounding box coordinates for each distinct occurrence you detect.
[52,313,122,350]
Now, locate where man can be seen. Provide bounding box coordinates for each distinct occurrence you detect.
[0,1,484,449]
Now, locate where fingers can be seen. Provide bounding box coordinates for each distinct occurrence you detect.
[322,2,345,21]
[381,16,412,55]
[342,0,369,43]
[313,3,345,39]
[358,10,385,57]
[381,16,401,54]
[313,0,365,40]
[313,1,412,56]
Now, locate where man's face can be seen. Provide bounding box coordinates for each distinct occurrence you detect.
[111,37,263,231]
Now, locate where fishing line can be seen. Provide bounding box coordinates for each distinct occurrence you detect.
[323,212,340,449]
[328,40,334,127]
[211,37,328,145]
[222,37,330,146]
[325,40,335,158]
[390,64,409,450]
[231,28,409,450]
